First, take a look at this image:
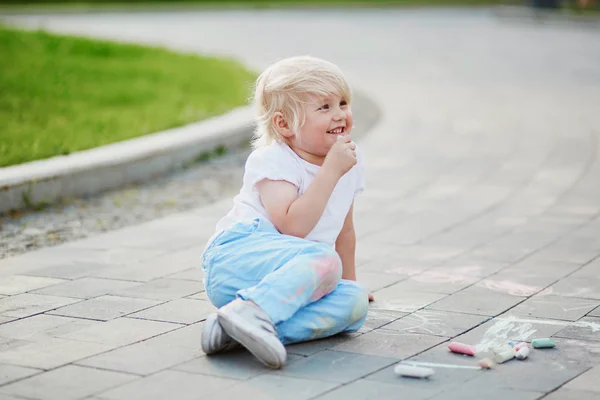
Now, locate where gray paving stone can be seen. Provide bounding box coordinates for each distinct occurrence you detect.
[0,275,67,296]
[287,333,362,357]
[476,273,550,297]
[590,307,600,317]
[564,365,600,393]
[428,259,508,279]
[544,277,600,300]
[186,291,209,301]
[0,365,137,400]
[0,294,80,318]
[276,350,396,383]
[75,323,205,375]
[364,361,476,398]
[48,295,162,321]
[315,378,434,400]
[91,249,199,282]
[384,310,489,338]
[32,277,140,299]
[165,268,204,282]
[544,389,600,400]
[331,328,446,359]
[128,298,215,324]
[355,271,406,292]
[96,369,236,400]
[0,316,14,325]
[0,364,41,386]
[370,286,447,313]
[24,262,112,280]
[173,351,302,380]
[0,337,113,369]
[0,395,24,400]
[426,286,526,316]
[385,274,479,295]
[509,295,598,321]
[0,337,30,353]
[357,307,408,333]
[210,373,338,400]
[0,314,95,340]
[427,384,543,400]
[56,317,181,347]
[553,317,600,342]
[111,278,203,301]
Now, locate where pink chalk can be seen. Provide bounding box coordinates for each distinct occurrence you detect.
[514,342,529,351]
[448,342,477,356]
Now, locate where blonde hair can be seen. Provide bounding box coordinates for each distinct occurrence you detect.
[251,55,352,149]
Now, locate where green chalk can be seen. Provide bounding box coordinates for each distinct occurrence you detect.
[531,338,556,348]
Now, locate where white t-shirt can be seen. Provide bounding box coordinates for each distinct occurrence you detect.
[213,141,365,247]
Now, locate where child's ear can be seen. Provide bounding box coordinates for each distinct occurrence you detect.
[273,112,294,139]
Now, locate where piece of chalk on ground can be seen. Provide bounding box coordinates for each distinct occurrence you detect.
[532,338,556,348]
[394,364,435,379]
[494,348,516,364]
[507,341,515,348]
[515,346,530,360]
[477,358,494,369]
[514,342,529,351]
[448,342,477,356]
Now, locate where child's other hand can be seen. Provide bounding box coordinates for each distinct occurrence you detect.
[368,292,375,302]
[323,135,357,179]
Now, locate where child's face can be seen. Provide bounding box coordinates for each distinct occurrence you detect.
[291,93,353,161]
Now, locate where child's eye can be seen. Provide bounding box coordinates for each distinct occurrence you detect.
[319,104,329,111]
[340,100,348,107]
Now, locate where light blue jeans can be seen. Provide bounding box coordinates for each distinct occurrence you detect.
[201,218,369,345]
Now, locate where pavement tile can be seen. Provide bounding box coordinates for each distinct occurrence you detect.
[165,268,204,282]
[287,333,362,357]
[0,364,41,386]
[0,337,30,353]
[0,275,67,296]
[75,323,206,375]
[590,307,600,317]
[111,278,204,301]
[127,298,215,324]
[276,349,396,383]
[357,306,408,333]
[96,369,236,400]
[48,295,162,321]
[32,277,140,299]
[315,378,433,400]
[0,294,80,319]
[564,365,600,393]
[0,314,95,340]
[56,317,181,347]
[426,286,525,316]
[0,365,137,400]
[23,262,112,280]
[541,277,600,300]
[370,286,447,313]
[0,337,114,369]
[356,271,406,293]
[331,328,446,359]
[427,384,543,400]
[398,271,480,294]
[553,317,600,342]
[428,260,508,279]
[173,351,302,380]
[544,389,600,400]
[508,295,598,321]
[384,310,490,338]
[209,373,338,400]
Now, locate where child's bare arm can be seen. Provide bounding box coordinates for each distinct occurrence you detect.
[257,167,339,238]
[257,135,356,238]
[336,202,357,280]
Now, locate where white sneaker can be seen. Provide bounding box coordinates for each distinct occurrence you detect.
[217,299,287,369]
[201,313,240,355]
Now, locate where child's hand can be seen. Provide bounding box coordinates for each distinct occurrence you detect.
[368,292,375,302]
[323,135,357,179]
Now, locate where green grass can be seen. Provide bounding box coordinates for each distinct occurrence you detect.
[0,26,256,167]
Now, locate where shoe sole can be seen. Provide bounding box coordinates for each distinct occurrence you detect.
[201,314,219,355]
[217,310,286,369]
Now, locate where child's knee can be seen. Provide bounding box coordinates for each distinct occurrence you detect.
[309,247,342,301]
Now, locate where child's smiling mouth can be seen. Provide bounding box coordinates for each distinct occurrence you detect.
[327,127,345,134]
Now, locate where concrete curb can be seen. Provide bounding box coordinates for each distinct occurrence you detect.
[0,89,381,214]
[0,105,254,214]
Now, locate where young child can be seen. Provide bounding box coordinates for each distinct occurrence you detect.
[200,55,369,369]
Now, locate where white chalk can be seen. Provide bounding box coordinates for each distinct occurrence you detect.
[394,364,435,379]
[515,346,530,360]
[493,348,516,364]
